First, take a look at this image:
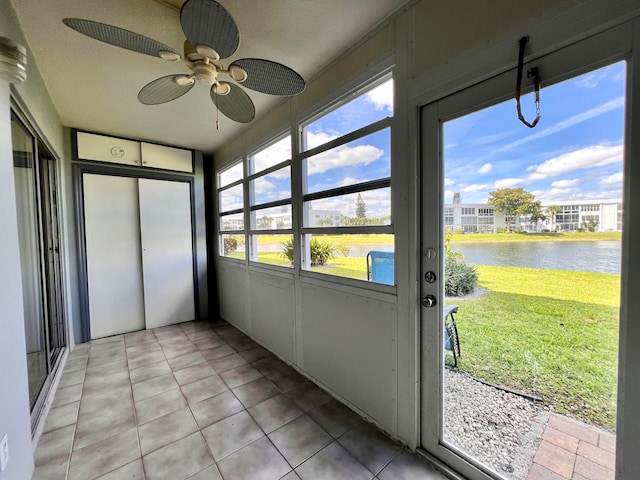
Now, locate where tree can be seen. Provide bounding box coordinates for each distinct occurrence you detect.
[355,193,367,218]
[545,205,562,232]
[527,201,547,231]
[582,216,599,232]
[257,215,273,229]
[453,192,461,204]
[487,187,536,232]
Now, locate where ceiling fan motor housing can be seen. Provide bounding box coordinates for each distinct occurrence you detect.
[193,62,216,85]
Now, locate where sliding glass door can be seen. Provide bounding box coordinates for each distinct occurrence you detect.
[12,111,66,426]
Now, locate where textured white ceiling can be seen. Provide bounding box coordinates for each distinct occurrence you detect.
[10,0,407,154]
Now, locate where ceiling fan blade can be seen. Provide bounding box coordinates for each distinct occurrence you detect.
[138,75,194,105]
[211,85,255,123]
[63,18,179,58]
[231,58,305,96]
[180,0,239,60]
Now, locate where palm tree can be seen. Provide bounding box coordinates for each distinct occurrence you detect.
[545,205,562,232]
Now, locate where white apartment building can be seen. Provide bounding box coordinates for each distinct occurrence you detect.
[445,200,623,233]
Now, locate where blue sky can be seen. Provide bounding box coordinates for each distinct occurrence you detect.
[444,61,625,204]
[221,61,625,221]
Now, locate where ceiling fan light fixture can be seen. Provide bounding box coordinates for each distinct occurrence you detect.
[195,44,220,61]
[228,64,247,83]
[193,63,216,85]
[174,75,195,86]
[159,51,181,61]
[212,81,231,96]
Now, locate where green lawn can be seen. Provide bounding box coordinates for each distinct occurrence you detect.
[246,250,620,430]
[448,265,620,431]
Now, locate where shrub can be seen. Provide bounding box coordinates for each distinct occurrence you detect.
[444,234,478,296]
[280,237,338,266]
[309,238,337,265]
[223,236,238,255]
[497,227,506,233]
[445,255,478,296]
[280,239,294,264]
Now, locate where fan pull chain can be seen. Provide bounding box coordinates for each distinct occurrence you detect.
[215,95,220,130]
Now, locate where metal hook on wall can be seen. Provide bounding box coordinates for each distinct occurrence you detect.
[515,36,541,128]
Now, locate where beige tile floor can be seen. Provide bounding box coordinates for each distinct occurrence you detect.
[33,319,446,480]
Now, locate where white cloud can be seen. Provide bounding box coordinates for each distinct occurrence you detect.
[365,80,393,112]
[251,136,291,173]
[461,183,490,193]
[444,178,454,186]
[219,188,243,211]
[305,131,340,150]
[600,172,623,186]
[576,71,607,89]
[478,163,492,174]
[489,97,624,158]
[252,177,276,194]
[527,144,622,181]
[339,176,369,187]
[493,178,522,189]
[551,179,580,188]
[307,143,384,175]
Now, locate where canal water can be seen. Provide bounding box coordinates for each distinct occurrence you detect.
[349,241,621,274]
[261,240,621,274]
[452,240,621,274]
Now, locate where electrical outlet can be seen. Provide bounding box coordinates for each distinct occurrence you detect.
[0,434,8,472]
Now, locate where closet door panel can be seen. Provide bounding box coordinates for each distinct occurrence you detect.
[138,179,195,328]
[83,174,146,338]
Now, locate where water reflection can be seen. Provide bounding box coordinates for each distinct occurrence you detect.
[453,241,621,274]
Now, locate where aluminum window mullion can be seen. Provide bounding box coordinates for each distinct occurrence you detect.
[217,177,243,193]
[303,178,390,203]
[219,207,243,216]
[250,198,292,212]
[247,159,291,182]
[300,116,392,160]
[248,229,293,236]
[301,225,393,235]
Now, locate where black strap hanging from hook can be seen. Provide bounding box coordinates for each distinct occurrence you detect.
[515,36,541,128]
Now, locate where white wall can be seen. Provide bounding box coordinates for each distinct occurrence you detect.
[0,79,34,480]
[0,1,73,477]
[213,2,640,477]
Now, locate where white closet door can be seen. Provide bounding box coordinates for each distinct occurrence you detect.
[83,174,145,338]
[138,179,195,329]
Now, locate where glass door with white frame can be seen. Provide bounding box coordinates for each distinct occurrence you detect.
[420,26,629,480]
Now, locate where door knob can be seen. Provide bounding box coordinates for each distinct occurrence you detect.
[422,295,437,308]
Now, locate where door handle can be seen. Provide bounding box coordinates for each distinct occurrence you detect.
[422,295,437,308]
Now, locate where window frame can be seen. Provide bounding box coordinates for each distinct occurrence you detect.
[245,133,293,266]
[296,75,394,282]
[217,159,246,260]
[215,72,395,287]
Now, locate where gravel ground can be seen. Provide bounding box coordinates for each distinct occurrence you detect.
[444,368,550,479]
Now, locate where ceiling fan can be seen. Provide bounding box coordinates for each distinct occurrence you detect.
[62,0,305,125]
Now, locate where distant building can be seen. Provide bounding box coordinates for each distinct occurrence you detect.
[444,200,622,233]
[306,209,341,227]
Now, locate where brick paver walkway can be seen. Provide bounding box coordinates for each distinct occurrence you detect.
[527,414,615,479]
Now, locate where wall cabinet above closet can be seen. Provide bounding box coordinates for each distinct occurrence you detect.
[76,131,193,173]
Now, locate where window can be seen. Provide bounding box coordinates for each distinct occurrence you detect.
[248,135,292,266]
[581,204,599,212]
[217,160,245,259]
[444,207,454,229]
[214,75,394,286]
[300,77,393,283]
